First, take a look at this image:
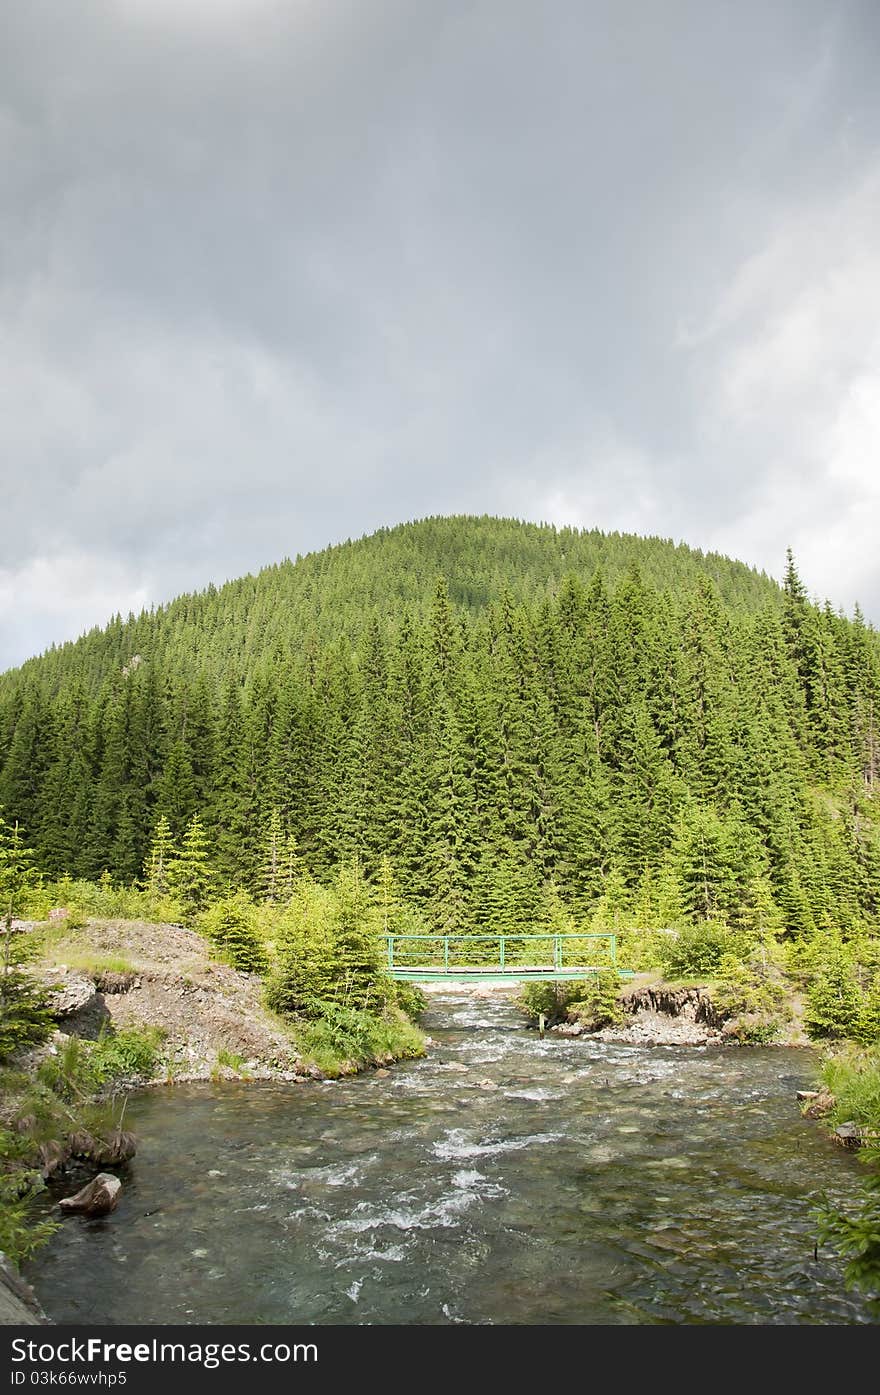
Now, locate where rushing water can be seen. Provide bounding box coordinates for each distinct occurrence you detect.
[28,991,876,1325]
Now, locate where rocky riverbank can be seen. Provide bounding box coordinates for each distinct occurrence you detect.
[32,917,309,1084]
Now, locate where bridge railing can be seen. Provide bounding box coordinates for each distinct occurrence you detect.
[383,932,617,973]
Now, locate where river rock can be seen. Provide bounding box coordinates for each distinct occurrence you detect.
[375,1068,391,1078]
[834,1122,863,1149]
[801,1091,835,1119]
[59,1173,122,1217]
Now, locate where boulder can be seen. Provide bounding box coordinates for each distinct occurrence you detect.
[44,973,97,1019]
[59,1173,122,1217]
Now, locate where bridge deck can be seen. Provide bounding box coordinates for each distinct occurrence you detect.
[389,965,635,983]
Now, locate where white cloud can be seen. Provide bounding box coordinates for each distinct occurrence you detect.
[687,168,880,612]
[0,553,151,672]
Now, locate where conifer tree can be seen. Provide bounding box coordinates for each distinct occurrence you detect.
[167,813,214,917]
[198,892,266,974]
[261,807,285,903]
[0,815,51,1060]
[144,815,176,901]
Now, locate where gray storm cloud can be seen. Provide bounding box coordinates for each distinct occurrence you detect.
[2,0,880,669]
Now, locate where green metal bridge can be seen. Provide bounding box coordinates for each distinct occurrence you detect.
[383,933,633,984]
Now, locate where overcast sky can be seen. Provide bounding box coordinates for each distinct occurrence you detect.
[2,0,880,670]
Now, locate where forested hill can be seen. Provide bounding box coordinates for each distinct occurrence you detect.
[1,515,879,946]
[3,516,777,695]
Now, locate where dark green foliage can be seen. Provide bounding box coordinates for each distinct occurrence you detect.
[857,981,880,1046]
[804,948,864,1040]
[817,1166,880,1309]
[0,815,52,1061]
[815,1048,880,1306]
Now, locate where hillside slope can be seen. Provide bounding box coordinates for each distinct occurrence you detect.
[0,516,878,950]
[1,516,778,695]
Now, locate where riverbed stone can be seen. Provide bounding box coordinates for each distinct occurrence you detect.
[59,1173,122,1217]
[834,1122,862,1148]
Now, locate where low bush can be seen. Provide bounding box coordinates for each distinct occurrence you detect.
[519,980,588,1025]
[88,1027,165,1085]
[295,1004,423,1076]
[819,1047,880,1131]
[198,894,267,974]
[660,920,742,979]
[567,969,625,1030]
[392,980,427,1022]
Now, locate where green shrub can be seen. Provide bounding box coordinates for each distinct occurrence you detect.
[660,920,740,979]
[856,981,880,1047]
[805,951,863,1041]
[723,1014,783,1044]
[817,1166,880,1307]
[198,893,267,974]
[820,1047,880,1131]
[89,1027,164,1084]
[615,928,671,972]
[0,932,53,1063]
[26,875,182,926]
[265,864,385,1018]
[567,969,625,1030]
[217,1048,249,1075]
[0,1144,57,1265]
[393,980,427,1022]
[713,954,787,1016]
[519,980,587,1024]
[295,1004,423,1076]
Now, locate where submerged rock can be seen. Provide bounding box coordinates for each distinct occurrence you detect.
[59,1173,122,1217]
